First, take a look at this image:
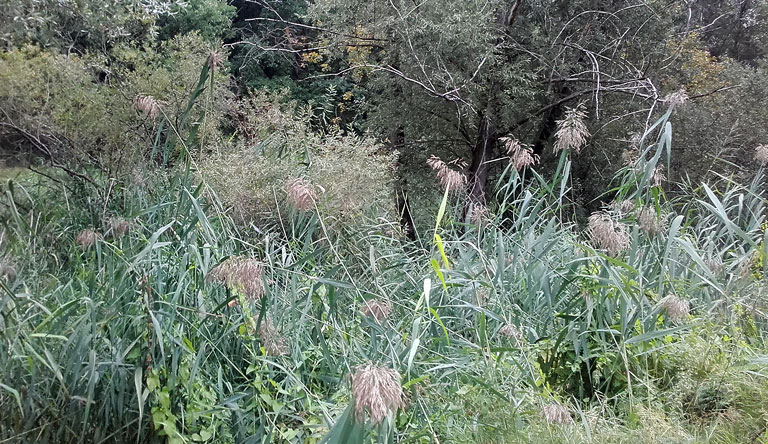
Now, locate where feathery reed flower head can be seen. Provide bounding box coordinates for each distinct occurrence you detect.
[284,178,317,212]
[133,94,162,120]
[105,217,135,238]
[208,51,223,71]
[501,135,539,171]
[661,295,690,322]
[541,401,573,425]
[362,298,393,323]
[628,131,644,148]
[705,258,724,274]
[351,363,405,424]
[0,256,16,282]
[468,204,490,226]
[427,156,467,192]
[664,89,689,107]
[475,287,489,306]
[554,106,590,154]
[611,199,636,215]
[621,148,639,165]
[76,229,103,249]
[588,211,631,256]
[737,257,754,278]
[499,323,524,346]
[650,164,666,187]
[258,316,289,356]
[207,256,264,299]
[754,145,768,166]
[637,206,667,236]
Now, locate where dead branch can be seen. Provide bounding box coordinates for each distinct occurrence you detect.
[0,121,99,187]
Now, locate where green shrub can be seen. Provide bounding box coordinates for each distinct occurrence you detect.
[0,0,166,50]
[0,33,227,180]
[157,0,236,42]
[202,90,397,228]
[2,53,768,444]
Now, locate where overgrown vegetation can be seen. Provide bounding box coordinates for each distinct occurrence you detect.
[2,1,768,443]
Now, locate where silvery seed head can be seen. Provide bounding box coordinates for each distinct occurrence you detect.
[704,258,723,274]
[284,178,317,212]
[664,89,689,107]
[351,363,405,425]
[499,323,524,346]
[554,106,590,154]
[0,256,16,282]
[587,212,630,256]
[468,204,490,226]
[208,51,223,71]
[637,206,667,236]
[755,145,768,166]
[622,146,640,165]
[650,164,666,187]
[105,217,135,238]
[133,94,162,120]
[258,316,289,356]
[207,256,265,300]
[427,156,467,192]
[611,199,636,215]
[541,402,572,425]
[361,298,393,323]
[76,229,103,249]
[661,295,690,322]
[501,135,539,171]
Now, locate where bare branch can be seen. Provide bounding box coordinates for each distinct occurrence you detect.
[245,17,390,42]
[0,121,99,187]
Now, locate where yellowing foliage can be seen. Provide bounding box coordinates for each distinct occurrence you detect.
[672,33,726,94]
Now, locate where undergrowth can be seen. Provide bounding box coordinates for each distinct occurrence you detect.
[1,74,767,444]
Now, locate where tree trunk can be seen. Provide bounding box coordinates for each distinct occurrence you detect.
[391,127,417,239]
[467,117,497,206]
[532,83,569,156]
[395,188,416,240]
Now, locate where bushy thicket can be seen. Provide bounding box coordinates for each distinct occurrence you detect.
[1,97,767,443]
[0,33,227,178]
[2,1,768,443]
[576,33,768,208]
[202,90,397,229]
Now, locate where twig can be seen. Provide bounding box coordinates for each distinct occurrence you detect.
[0,122,99,187]
[245,17,390,42]
[689,84,740,100]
